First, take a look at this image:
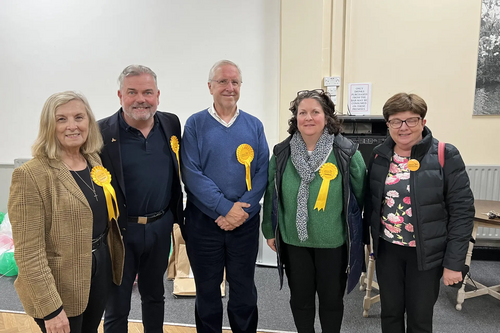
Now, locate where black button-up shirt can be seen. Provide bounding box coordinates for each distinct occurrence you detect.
[118,111,173,216]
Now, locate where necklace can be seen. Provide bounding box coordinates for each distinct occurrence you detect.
[63,161,98,201]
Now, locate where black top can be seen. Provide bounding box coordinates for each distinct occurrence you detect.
[70,165,107,238]
[118,111,174,216]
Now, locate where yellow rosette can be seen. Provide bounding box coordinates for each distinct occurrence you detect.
[91,166,119,222]
[314,163,338,211]
[170,135,181,179]
[236,144,254,191]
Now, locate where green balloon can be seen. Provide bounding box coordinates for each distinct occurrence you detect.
[0,251,18,276]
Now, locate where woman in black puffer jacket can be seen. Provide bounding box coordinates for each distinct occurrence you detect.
[364,92,474,333]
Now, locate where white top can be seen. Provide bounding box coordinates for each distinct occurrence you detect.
[207,105,240,128]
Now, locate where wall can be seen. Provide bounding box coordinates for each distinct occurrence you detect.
[2,0,497,209]
[0,0,280,209]
[0,166,13,213]
[280,0,497,166]
[0,0,280,165]
[280,0,334,138]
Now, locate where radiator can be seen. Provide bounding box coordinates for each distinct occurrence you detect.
[466,165,500,240]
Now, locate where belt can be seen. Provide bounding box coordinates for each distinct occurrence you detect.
[128,208,167,224]
[92,228,108,252]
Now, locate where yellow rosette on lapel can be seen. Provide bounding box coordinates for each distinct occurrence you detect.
[314,163,338,211]
[237,144,254,191]
[170,135,181,179]
[91,166,119,221]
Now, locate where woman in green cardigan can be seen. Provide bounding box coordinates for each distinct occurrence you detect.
[262,89,366,333]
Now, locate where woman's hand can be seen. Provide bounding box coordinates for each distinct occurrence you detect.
[44,309,70,333]
[267,238,277,252]
[443,267,463,286]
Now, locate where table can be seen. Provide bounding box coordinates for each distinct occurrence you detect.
[456,200,500,310]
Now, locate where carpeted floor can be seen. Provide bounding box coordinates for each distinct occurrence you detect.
[1,260,499,332]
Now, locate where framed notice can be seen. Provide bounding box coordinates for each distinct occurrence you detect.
[348,83,372,115]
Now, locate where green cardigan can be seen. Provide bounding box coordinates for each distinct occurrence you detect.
[262,150,366,248]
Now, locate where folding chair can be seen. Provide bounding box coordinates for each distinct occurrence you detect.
[358,243,380,317]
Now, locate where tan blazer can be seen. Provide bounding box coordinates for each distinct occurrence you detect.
[8,153,124,319]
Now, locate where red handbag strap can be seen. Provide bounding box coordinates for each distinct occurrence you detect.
[438,141,445,168]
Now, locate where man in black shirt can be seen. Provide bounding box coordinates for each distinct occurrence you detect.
[99,65,183,332]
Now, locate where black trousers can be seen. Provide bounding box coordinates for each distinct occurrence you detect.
[35,241,113,333]
[184,201,259,333]
[376,240,442,333]
[281,242,348,333]
[104,210,174,333]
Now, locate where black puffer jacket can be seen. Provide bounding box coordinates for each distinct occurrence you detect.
[364,127,474,271]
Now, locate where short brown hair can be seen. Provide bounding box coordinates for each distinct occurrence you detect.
[288,89,342,135]
[382,93,427,121]
[32,91,103,159]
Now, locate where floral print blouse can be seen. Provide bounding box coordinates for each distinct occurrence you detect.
[380,153,416,247]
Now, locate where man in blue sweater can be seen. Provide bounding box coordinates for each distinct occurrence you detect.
[181,60,269,333]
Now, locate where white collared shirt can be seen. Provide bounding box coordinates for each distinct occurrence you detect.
[207,105,240,128]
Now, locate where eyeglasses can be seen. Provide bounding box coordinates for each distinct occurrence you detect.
[387,117,422,129]
[211,79,241,87]
[297,89,326,96]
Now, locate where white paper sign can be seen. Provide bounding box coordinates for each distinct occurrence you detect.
[348,83,372,115]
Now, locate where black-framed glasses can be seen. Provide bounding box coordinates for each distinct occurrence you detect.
[297,89,326,96]
[387,117,422,129]
[211,79,241,87]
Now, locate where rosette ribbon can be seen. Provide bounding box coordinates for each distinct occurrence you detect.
[314,163,338,211]
[91,166,119,221]
[170,135,181,179]
[236,144,254,191]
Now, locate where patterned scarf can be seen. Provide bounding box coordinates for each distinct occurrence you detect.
[290,128,335,241]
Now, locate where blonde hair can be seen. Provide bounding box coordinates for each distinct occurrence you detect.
[32,91,103,159]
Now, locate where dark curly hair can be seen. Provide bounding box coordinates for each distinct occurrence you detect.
[287,89,342,135]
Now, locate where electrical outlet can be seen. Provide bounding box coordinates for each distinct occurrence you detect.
[324,76,341,86]
[327,86,337,96]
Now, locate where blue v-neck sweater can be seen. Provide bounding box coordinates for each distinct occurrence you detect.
[181,109,269,220]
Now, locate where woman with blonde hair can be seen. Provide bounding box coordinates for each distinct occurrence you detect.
[8,91,124,333]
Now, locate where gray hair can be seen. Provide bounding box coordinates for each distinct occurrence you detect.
[118,64,158,89]
[208,60,242,82]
